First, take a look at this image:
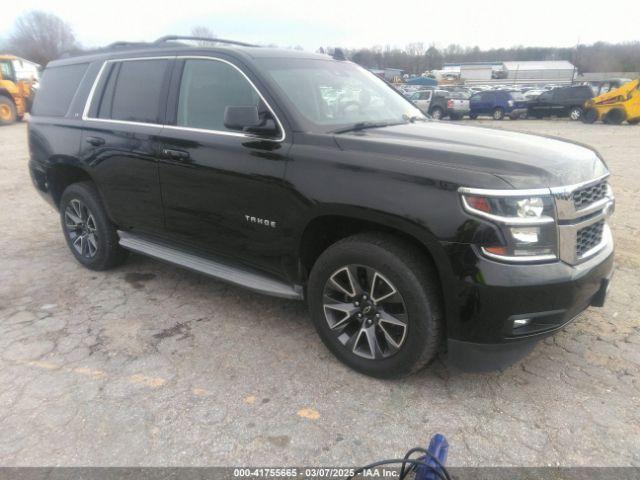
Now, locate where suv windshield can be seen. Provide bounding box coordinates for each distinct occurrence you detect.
[257,58,424,133]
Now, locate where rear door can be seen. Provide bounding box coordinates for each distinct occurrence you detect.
[80,57,172,232]
[157,56,292,276]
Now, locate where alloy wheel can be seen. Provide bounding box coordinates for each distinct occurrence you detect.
[64,199,99,258]
[322,265,408,360]
[570,108,582,120]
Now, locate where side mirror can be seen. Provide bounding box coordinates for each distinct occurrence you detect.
[224,106,261,130]
[224,106,279,138]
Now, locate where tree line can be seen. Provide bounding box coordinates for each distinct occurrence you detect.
[337,42,640,75]
[2,10,639,75]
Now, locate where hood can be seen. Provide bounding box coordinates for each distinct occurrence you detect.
[333,121,608,189]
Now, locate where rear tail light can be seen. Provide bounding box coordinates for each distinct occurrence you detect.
[447,100,454,108]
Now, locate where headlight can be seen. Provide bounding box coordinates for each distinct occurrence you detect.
[460,190,558,262]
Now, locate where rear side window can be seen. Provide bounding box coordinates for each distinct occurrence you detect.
[176,59,260,132]
[32,63,89,117]
[95,59,169,124]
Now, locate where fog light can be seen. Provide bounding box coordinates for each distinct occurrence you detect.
[513,318,531,328]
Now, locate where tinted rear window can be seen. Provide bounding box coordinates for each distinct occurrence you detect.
[32,63,89,117]
[95,59,169,123]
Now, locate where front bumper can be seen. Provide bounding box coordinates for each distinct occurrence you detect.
[447,237,613,345]
[442,238,614,369]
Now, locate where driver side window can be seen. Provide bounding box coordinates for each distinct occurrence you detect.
[177,59,261,132]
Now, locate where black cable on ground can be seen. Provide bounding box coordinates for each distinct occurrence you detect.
[347,456,451,480]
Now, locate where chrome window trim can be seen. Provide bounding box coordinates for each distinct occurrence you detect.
[459,193,555,226]
[81,55,286,142]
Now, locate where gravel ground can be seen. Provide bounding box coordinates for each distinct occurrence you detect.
[0,119,639,467]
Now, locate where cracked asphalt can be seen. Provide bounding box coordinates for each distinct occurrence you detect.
[0,119,639,467]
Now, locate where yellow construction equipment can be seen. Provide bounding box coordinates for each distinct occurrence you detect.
[0,54,37,125]
[582,78,640,125]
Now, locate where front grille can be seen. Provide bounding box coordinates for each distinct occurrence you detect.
[572,180,608,210]
[576,221,604,257]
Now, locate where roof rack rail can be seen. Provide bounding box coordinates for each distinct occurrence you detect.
[105,41,150,49]
[153,35,258,48]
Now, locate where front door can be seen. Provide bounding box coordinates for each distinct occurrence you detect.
[158,57,292,277]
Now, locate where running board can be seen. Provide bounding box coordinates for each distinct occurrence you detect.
[118,231,303,300]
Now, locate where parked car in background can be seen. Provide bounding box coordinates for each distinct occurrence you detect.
[408,89,434,112]
[436,85,474,97]
[445,91,470,119]
[527,85,593,120]
[523,89,545,101]
[469,90,528,120]
[409,89,455,120]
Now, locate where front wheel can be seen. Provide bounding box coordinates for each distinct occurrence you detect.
[469,112,478,120]
[0,96,17,125]
[307,233,443,378]
[60,182,128,270]
[492,107,505,120]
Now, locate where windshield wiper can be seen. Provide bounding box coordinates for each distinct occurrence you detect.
[331,121,401,134]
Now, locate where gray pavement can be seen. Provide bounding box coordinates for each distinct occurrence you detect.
[0,119,639,467]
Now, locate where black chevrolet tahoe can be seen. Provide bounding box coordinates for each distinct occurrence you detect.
[527,85,594,120]
[28,36,615,378]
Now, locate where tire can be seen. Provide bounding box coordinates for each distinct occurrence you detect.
[0,96,17,125]
[307,233,443,378]
[628,118,640,125]
[509,113,520,120]
[603,108,625,125]
[59,181,128,271]
[469,113,478,120]
[492,107,504,120]
[569,106,583,121]
[581,108,598,124]
[430,107,443,120]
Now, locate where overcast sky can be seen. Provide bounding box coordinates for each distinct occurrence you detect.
[1,0,638,51]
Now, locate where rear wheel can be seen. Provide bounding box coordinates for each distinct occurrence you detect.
[308,233,443,378]
[569,106,583,121]
[469,113,478,120]
[492,107,504,120]
[430,107,444,120]
[604,108,626,125]
[60,182,128,270]
[581,108,598,124]
[0,96,17,125]
[628,118,640,125]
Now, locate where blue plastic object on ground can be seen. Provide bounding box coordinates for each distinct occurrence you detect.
[415,434,449,480]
